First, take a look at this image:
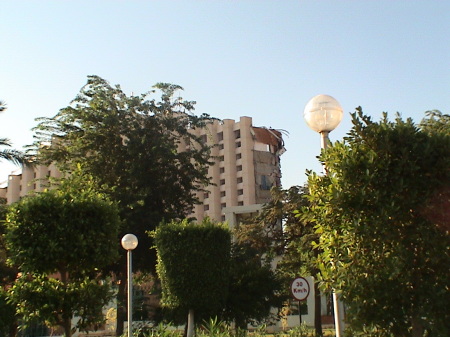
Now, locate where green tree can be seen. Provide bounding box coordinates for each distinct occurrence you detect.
[306,108,450,336]
[0,289,16,337]
[153,219,231,337]
[0,204,18,337]
[29,76,214,333]
[221,241,285,330]
[236,186,325,336]
[4,171,120,337]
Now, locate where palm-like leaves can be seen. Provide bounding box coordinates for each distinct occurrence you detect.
[1,101,25,166]
[0,138,24,165]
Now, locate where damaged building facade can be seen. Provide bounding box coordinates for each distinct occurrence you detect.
[187,116,285,225]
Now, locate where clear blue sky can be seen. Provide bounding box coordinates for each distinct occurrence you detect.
[1,1,449,188]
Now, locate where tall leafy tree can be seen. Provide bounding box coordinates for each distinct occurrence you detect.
[28,76,214,333]
[306,108,450,336]
[4,171,120,337]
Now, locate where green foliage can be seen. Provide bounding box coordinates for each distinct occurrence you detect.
[5,173,120,275]
[9,274,113,332]
[136,322,181,337]
[1,101,26,166]
[286,323,315,337]
[0,204,18,337]
[153,219,231,322]
[155,216,285,328]
[0,138,25,166]
[4,171,120,336]
[420,110,450,136]
[221,242,285,328]
[234,186,323,335]
[197,317,231,337]
[234,185,320,279]
[27,75,215,334]
[306,108,450,335]
[0,205,16,284]
[29,75,215,273]
[0,288,16,337]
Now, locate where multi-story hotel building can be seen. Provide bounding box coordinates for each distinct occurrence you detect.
[1,116,285,225]
[188,116,285,224]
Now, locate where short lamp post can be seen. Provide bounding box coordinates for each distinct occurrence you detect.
[304,94,344,337]
[121,234,138,337]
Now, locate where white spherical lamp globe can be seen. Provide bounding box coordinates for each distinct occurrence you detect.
[121,234,138,251]
[304,94,343,133]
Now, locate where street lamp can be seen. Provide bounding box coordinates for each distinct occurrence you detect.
[304,94,344,337]
[304,94,343,150]
[121,234,138,337]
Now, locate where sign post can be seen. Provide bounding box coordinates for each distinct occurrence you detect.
[291,277,310,326]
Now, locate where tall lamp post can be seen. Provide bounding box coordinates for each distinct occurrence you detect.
[121,234,138,337]
[304,94,344,337]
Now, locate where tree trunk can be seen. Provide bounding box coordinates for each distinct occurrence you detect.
[411,314,424,337]
[314,282,323,337]
[116,274,126,336]
[183,322,188,337]
[8,320,17,337]
[63,317,72,337]
[411,267,424,337]
[187,309,195,337]
[235,318,247,332]
[60,270,73,337]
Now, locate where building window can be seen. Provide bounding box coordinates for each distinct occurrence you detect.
[260,175,272,190]
[238,201,244,206]
[221,203,226,209]
[220,191,226,197]
[237,165,243,171]
[237,189,243,195]
[220,179,225,185]
[221,215,226,222]
[217,132,223,141]
[237,177,243,184]
[235,141,241,148]
[236,153,242,160]
[200,134,207,144]
[219,144,224,150]
[234,130,241,139]
[220,167,225,174]
[204,192,209,199]
[219,156,224,161]
[204,204,209,211]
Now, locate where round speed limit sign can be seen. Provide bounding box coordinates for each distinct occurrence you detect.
[291,277,310,301]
